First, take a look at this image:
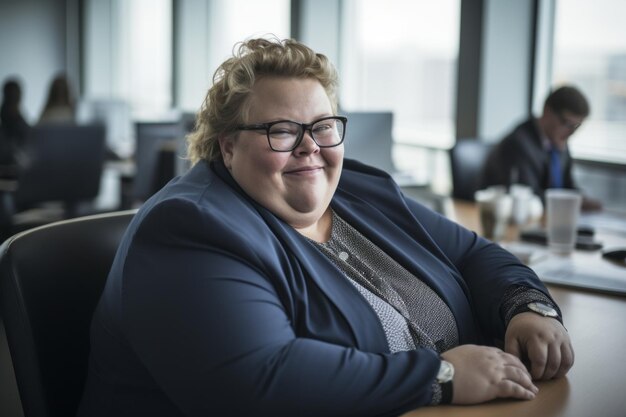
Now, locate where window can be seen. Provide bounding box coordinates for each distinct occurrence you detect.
[83,0,173,119]
[340,0,460,150]
[206,0,290,78]
[552,0,626,164]
[175,0,290,112]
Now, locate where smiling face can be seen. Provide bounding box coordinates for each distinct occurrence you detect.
[219,76,344,236]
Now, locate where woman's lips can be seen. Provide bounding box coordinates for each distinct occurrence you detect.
[284,166,323,175]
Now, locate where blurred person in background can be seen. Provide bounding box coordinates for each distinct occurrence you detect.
[0,78,29,175]
[38,73,76,124]
[1,78,30,153]
[482,85,602,211]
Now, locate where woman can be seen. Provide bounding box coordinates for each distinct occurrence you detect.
[38,73,75,124]
[0,79,29,176]
[1,79,30,149]
[79,38,573,416]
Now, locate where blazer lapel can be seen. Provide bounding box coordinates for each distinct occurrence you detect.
[332,184,479,344]
[211,160,389,352]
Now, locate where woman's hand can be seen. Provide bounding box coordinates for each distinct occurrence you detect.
[440,344,538,404]
[504,312,574,380]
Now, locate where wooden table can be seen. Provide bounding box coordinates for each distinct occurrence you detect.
[401,285,626,417]
[400,200,626,417]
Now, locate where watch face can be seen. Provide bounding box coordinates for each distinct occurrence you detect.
[528,302,558,317]
[437,360,455,383]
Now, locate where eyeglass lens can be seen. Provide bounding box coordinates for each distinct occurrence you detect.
[268,118,345,151]
[559,114,581,130]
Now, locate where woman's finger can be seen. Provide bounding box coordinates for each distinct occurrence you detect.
[542,340,561,380]
[555,341,575,378]
[496,379,537,400]
[503,363,538,393]
[526,340,548,380]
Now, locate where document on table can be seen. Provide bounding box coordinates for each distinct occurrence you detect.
[529,254,626,295]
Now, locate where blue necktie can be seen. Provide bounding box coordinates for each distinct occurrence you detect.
[549,147,562,188]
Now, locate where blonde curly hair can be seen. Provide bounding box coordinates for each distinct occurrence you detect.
[186,37,339,164]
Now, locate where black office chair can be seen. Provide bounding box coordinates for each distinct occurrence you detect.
[15,124,106,214]
[449,138,493,201]
[0,123,107,243]
[0,210,135,417]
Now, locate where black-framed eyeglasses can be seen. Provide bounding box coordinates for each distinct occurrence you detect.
[237,116,347,152]
[557,113,582,131]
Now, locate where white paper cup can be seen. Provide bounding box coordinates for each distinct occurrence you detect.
[546,189,582,255]
[510,184,533,226]
[475,189,512,241]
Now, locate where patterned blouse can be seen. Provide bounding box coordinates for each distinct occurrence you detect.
[309,210,556,404]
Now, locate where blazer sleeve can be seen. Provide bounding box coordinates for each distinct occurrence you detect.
[400,195,558,343]
[122,198,442,417]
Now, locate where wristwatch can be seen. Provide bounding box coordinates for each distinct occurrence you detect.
[527,301,559,318]
[436,360,454,404]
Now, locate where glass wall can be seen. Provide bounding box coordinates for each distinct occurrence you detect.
[176,0,290,112]
[340,0,460,149]
[84,0,290,117]
[338,0,459,187]
[205,0,290,79]
[552,0,626,164]
[83,0,173,119]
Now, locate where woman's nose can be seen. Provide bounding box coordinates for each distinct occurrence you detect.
[294,130,319,155]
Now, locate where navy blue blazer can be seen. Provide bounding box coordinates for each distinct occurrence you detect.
[79,159,555,417]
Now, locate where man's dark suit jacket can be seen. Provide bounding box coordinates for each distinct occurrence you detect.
[78,158,554,417]
[482,118,576,197]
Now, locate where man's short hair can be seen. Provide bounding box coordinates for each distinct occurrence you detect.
[544,85,590,117]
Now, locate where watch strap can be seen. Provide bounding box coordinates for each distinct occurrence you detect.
[440,379,453,404]
[501,286,562,326]
[436,360,454,404]
[510,301,562,323]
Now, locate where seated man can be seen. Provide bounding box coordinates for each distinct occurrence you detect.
[482,85,602,211]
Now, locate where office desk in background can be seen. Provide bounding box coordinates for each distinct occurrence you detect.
[400,201,626,417]
[451,200,626,295]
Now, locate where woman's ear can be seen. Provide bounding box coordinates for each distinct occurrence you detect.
[218,134,235,169]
